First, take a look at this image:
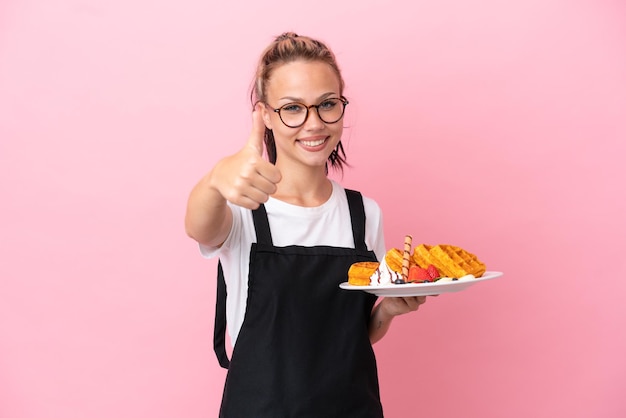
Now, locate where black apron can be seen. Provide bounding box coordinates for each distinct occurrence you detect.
[214,189,383,418]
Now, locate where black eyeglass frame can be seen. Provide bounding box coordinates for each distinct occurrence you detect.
[268,97,349,128]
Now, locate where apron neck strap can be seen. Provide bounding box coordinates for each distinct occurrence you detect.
[252,204,273,245]
[345,189,368,251]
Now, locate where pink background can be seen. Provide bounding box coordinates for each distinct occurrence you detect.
[1,0,625,417]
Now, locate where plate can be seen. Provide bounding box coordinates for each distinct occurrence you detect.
[339,271,503,297]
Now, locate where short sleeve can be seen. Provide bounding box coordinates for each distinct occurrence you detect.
[198,203,240,259]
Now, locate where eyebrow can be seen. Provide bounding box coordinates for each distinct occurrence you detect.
[278,92,338,102]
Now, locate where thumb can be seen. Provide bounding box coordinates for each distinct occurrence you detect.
[247,103,267,155]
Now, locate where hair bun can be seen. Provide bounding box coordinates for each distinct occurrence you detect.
[276,32,299,42]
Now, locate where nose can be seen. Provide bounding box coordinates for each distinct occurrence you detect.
[302,105,324,130]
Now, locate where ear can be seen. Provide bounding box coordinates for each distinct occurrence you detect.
[260,104,273,130]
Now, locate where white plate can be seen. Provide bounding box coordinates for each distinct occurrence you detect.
[339,271,503,297]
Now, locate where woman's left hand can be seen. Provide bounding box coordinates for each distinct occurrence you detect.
[369,296,433,343]
[379,295,429,317]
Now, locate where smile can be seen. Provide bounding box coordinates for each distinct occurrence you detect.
[299,138,327,147]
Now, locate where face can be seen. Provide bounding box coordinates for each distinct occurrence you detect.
[261,60,344,171]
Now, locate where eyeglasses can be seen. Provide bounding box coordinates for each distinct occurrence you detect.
[268,97,349,128]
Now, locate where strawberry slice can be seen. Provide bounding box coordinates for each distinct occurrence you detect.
[427,265,440,280]
[408,266,432,283]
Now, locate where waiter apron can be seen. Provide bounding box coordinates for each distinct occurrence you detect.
[214,189,384,418]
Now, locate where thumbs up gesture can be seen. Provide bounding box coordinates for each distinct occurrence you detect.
[210,103,282,209]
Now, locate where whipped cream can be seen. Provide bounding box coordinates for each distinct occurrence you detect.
[369,258,403,286]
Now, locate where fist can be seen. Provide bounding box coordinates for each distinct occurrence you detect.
[211,103,282,209]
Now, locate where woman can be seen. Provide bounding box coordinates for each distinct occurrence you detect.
[185,32,427,417]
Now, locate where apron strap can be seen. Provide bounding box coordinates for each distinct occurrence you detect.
[213,204,271,369]
[214,261,230,369]
[252,204,273,245]
[213,189,367,369]
[345,189,368,251]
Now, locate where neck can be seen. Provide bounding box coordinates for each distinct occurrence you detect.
[272,166,332,207]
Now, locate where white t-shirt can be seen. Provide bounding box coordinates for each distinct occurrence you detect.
[200,180,386,344]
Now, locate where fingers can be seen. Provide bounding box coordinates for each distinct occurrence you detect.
[395,296,426,312]
[245,103,282,191]
[245,104,282,185]
[379,295,429,317]
[211,103,282,209]
[407,296,427,311]
[229,194,265,210]
[255,158,282,185]
[246,103,267,155]
[230,174,276,208]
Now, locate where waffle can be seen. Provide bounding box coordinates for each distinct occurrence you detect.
[348,262,380,286]
[412,244,435,271]
[384,248,406,274]
[412,244,486,278]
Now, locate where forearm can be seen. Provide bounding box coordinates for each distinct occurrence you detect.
[184,173,232,248]
[368,301,394,344]
[368,296,428,344]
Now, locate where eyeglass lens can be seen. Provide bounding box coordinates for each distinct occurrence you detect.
[278,98,346,128]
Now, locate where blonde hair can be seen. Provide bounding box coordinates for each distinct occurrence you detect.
[251,32,348,172]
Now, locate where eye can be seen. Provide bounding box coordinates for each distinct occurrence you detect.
[318,99,339,110]
[281,103,305,113]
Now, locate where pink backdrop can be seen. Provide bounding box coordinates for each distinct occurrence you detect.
[1,0,625,417]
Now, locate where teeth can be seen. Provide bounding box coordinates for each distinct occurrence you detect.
[300,139,325,147]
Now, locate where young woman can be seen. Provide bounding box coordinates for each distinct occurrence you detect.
[185,32,427,417]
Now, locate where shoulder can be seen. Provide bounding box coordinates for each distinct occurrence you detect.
[331,181,386,255]
[362,194,382,217]
[333,181,382,218]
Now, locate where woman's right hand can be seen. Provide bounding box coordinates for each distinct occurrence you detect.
[185,104,282,247]
[210,104,282,209]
